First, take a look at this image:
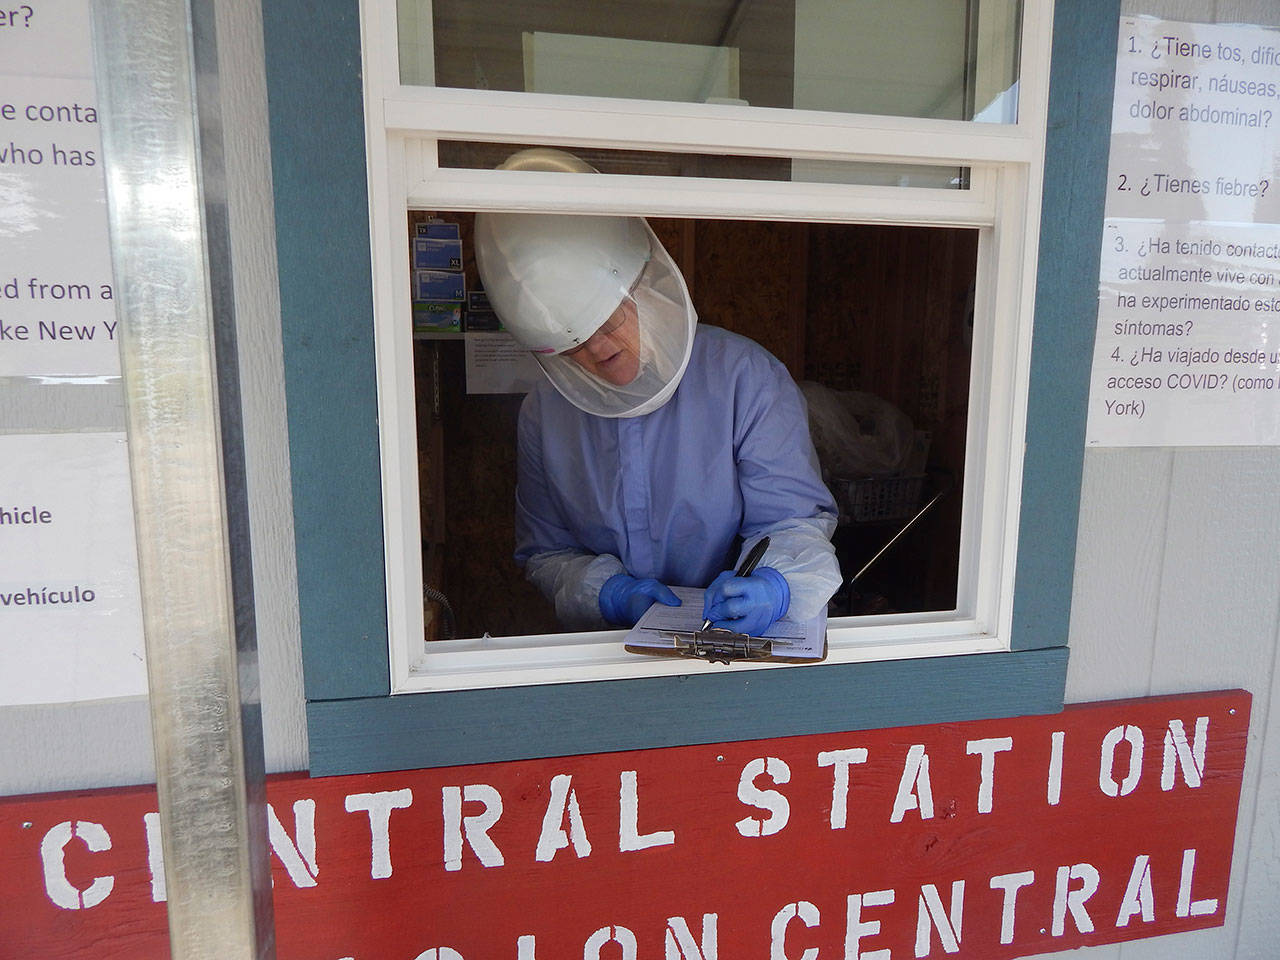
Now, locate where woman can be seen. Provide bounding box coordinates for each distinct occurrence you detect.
[475,149,841,634]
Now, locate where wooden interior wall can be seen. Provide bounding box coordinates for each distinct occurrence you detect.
[413,213,976,638]
[806,224,977,611]
[692,219,808,377]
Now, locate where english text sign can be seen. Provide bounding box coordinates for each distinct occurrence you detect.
[0,691,1249,959]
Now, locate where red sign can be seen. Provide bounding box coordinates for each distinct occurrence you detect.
[0,691,1249,960]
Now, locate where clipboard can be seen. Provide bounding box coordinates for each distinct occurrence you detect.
[623,586,828,664]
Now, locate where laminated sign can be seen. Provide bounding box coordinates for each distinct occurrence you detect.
[0,691,1250,959]
[1089,17,1280,445]
[0,0,119,379]
[2,0,148,705]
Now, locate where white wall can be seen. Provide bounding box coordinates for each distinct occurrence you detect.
[793,0,970,119]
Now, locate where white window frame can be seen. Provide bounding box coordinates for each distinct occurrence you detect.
[359,0,1055,694]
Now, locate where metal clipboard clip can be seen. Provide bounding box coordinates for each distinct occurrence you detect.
[661,627,774,665]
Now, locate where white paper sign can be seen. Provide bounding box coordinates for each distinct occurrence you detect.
[0,0,94,80]
[464,331,544,394]
[0,74,118,377]
[1087,17,1280,446]
[1,0,119,378]
[0,433,147,706]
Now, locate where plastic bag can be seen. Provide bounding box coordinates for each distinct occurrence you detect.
[799,382,916,479]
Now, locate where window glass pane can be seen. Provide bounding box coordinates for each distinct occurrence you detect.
[409,210,975,641]
[399,0,1021,123]
[438,141,969,190]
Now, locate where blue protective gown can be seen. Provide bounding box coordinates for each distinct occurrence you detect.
[515,324,842,630]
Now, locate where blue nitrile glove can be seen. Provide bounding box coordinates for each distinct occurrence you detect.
[701,566,790,637]
[599,574,682,627]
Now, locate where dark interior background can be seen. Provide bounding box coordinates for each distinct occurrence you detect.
[412,209,977,639]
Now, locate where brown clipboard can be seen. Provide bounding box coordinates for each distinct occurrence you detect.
[623,586,828,664]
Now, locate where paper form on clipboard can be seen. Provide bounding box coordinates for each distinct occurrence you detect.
[623,586,828,662]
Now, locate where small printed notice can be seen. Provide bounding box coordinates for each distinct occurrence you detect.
[464,331,543,394]
[1088,17,1280,446]
[0,433,147,706]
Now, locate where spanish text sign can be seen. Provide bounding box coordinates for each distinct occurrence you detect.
[1088,17,1280,446]
[0,433,147,706]
[0,691,1249,959]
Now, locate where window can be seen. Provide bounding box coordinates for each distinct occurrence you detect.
[360,0,1055,693]
[265,0,1112,772]
[397,0,1023,124]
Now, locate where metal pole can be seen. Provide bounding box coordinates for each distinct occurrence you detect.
[90,0,275,956]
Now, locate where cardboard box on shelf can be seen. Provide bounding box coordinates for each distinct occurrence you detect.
[463,314,501,332]
[414,269,465,302]
[415,219,460,240]
[413,236,463,271]
[464,289,501,330]
[413,300,463,333]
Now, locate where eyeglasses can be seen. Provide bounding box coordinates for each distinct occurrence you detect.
[561,311,628,358]
[560,257,649,357]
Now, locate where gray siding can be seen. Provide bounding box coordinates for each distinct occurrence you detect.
[1036,3,1280,959]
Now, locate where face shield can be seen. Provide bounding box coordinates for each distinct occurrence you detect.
[533,224,694,418]
[473,151,696,418]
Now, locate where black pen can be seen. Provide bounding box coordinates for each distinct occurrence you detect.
[700,536,771,632]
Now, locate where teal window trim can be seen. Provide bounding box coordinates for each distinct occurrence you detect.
[1012,0,1119,649]
[264,0,1116,775]
[307,649,1068,777]
[265,0,387,702]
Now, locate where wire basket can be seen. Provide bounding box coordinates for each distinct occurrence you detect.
[832,474,926,524]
